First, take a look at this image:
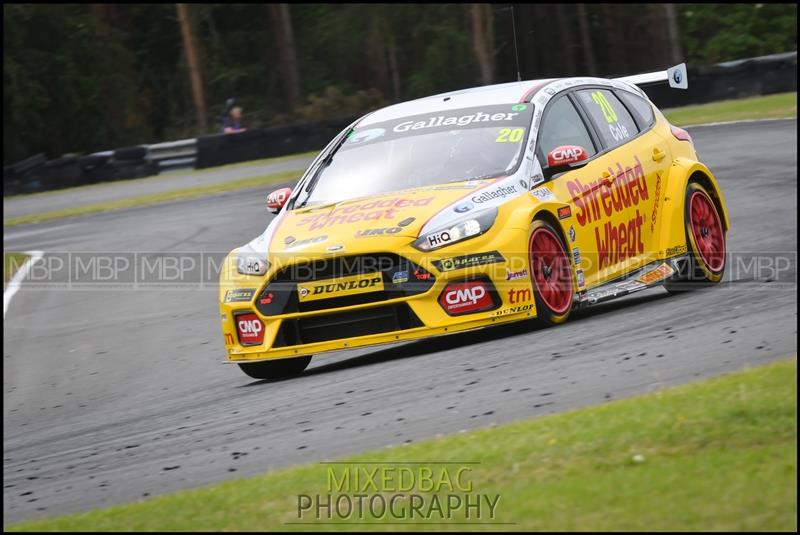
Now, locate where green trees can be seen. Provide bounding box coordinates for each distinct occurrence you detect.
[3,3,797,164]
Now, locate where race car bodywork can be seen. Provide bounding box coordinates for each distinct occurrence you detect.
[219,64,729,378]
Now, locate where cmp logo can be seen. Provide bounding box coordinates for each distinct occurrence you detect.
[236,314,264,345]
[438,281,494,315]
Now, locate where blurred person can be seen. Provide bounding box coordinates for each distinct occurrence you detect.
[222,105,246,134]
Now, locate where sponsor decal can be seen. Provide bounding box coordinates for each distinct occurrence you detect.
[424,229,456,248]
[454,202,474,213]
[615,280,647,293]
[547,145,588,168]
[650,172,662,233]
[507,287,532,304]
[557,205,572,219]
[568,225,576,242]
[224,333,234,346]
[511,104,528,112]
[225,288,256,303]
[492,303,534,317]
[298,196,434,231]
[259,293,274,305]
[355,226,403,238]
[666,244,687,257]
[392,270,409,285]
[297,272,384,302]
[637,263,675,284]
[586,288,620,304]
[594,210,645,269]
[568,157,649,227]
[236,314,264,345]
[393,111,522,133]
[576,268,585,288]
[530,187,555,202]
[414,269,432,281]
[531,173,545,186]
[472,185,517,204]
[267,188,291,211]
[438,281,495,315]
[505,268,528,281]
[285,235,327,249]
[346,127,385,145]
[572,247,582,266]
[433,251,505,272]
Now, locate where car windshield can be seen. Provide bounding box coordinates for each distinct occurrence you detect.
[300,103,534,206]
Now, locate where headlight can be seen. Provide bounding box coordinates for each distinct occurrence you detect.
[236,249,269,276]
[413,207,498,251]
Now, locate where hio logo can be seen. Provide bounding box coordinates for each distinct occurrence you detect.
[439,281,494,315]
[236,313,264,345]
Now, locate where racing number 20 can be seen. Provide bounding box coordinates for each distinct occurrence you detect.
[592,91,618,124]
[496,128,525,143]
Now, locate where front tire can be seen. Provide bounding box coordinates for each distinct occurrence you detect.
[528,219,574,325]
[238,356,312,380]
[665,181,726,292]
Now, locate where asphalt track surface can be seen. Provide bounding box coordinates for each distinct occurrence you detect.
[3,119,797,523]
[3,155,315,221]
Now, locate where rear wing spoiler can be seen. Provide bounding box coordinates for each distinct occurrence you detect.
[614,63,688,89]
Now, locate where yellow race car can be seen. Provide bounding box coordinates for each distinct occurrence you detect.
[219,64,728,379]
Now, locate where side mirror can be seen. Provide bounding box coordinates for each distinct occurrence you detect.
[266,187,292,214]
[544,145,590,180]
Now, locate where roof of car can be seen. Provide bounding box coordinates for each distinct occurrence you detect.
[359,78,559,126]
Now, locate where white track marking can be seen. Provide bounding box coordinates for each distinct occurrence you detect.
[683,116,796,128]
[3,223,79,242]
[4,251,44,319]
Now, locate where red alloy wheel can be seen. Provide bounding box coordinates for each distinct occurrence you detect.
[689,190,725,272]
[529,227,573,315]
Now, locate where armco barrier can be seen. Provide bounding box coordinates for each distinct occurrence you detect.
[3,52,796,196]
[195,116,355,169]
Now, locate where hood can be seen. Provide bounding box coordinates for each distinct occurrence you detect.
[268,181,498,256]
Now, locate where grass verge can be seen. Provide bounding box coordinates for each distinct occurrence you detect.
[3,251,29,286]
[3,170,299,227]
[7,357,796,532]
[664,92,797,126]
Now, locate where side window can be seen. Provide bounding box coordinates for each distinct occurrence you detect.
[536,96,597,160]
[576,89,639,149]
[617,90,655,129]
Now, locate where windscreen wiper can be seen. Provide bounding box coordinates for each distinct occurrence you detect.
[294,127,353,209]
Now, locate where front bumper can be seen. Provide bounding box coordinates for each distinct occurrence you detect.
[219,228,539,362]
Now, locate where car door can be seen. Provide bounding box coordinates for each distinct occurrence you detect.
[573,87,673,274]
[533,92,630,289]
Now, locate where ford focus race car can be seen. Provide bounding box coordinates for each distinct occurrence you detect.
[219,64,728,379]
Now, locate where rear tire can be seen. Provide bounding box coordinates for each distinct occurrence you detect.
[665,181,726,293]
[528,219,574,325]
[238,356,312,380]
